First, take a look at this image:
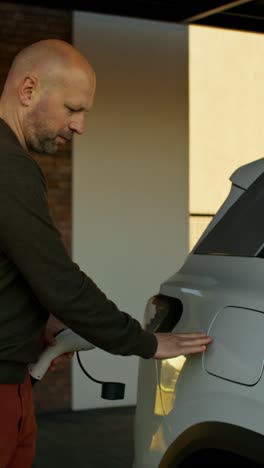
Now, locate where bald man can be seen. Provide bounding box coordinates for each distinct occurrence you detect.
[0,39,96,154]
[0,39,211,467]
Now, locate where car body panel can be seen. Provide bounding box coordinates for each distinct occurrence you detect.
[133,157,264,467]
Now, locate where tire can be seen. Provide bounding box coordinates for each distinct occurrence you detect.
[179,449,262,467]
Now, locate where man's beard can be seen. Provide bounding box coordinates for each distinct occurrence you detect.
[25,112,60,155]
[29,136,59,155]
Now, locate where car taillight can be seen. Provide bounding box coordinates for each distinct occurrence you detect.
[143,294,182,333]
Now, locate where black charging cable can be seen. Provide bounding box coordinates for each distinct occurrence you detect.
[76,351,125,400]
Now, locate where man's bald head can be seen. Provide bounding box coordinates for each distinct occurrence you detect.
[0,39,96,154]
[6,39,96,93]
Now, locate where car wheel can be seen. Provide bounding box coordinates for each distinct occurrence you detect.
[178,449,262,467]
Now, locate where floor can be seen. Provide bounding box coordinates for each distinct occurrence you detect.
[32,405,264,468]
[33,406,135,468]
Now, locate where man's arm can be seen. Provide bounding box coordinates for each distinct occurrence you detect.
[0,155,212,360]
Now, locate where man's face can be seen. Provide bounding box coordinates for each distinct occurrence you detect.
[24,74,95,155]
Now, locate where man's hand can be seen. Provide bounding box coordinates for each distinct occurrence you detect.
[43,324,74,372]
[153,332,212,359]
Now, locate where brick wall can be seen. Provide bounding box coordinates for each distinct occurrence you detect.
[0,2,73,413]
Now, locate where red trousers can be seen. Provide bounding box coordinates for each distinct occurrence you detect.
[0,373,37,468]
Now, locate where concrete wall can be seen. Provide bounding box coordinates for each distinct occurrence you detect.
[72,12,189,409]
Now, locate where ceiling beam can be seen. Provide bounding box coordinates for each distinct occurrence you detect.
[181,0,255,23]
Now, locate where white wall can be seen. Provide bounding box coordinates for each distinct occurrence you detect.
[72,12,189,409]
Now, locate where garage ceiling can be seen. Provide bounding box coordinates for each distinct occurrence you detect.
[4,0,264,33]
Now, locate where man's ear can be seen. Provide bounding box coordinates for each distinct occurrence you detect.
[18,76,38,106]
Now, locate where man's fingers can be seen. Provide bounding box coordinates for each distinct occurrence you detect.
[49,352,75,372]
[183,345,207,355]
[172,332,210,339]
[178,337,212,355]
[178,336,213,346]
[164,332,213,345]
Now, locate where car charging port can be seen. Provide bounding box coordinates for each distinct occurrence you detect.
[144,294,183,333]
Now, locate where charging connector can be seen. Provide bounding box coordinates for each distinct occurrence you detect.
[28,328,126,400]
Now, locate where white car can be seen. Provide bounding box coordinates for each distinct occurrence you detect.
[133,157,264,467]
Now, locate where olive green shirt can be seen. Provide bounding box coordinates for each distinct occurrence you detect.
[0,119,157,383]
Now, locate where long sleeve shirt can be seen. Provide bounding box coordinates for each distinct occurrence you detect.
[0,118,157,383]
